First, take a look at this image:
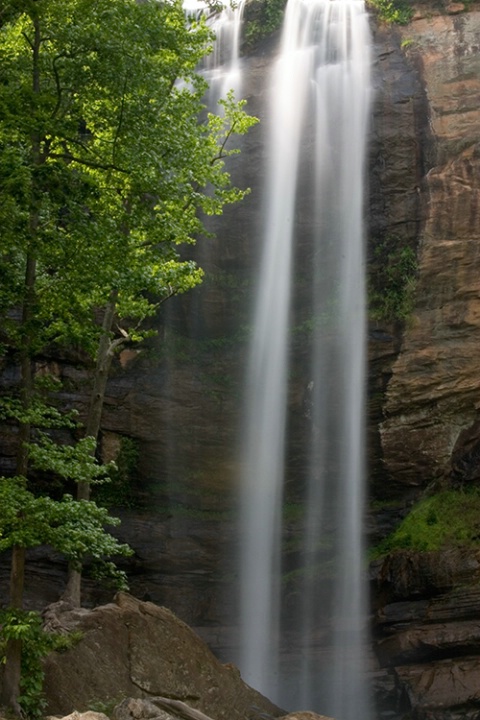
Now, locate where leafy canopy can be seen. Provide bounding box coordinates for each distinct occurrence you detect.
[0,0,259,599]
[0,0,257,356]
[0,476,132,573]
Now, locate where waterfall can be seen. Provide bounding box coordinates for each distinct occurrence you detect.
[203,0,246,105]
[238,1,372,717]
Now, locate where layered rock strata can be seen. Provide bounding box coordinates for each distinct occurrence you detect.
[370,8,480,720]
[380,10,480,491]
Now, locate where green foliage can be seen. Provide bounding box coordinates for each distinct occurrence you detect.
[243,0,288,48]
[0,476,132,584]
[368,240,417,323]
[0,1,257,708]
[0,0,258,358]
[88,697,127,717]
[0,395,78,429]
[28,434,114,484]
[367,0,413,24]
[0,609,83,719]
[370,489,480,559]
[0,0,256,555]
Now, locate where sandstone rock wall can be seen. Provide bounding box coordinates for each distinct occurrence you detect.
[380,10,480,492]
[371,9,480,720]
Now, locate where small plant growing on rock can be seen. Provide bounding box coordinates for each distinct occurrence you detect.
[367,0,413,24]
[243,0,288,48]
[0,610,82,719]
[368,239,417,323]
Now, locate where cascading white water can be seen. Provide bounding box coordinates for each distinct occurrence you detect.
[203,0,246,105]
[239,1,372,717]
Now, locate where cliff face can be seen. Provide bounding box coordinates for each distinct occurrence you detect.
[379,11,480,492]
[2,7,480,720]
[369,9,480,720]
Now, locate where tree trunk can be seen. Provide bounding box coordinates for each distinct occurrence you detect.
[2,16,42,703]
[1,247,38,710]
[64,291,119,606]
[60,565,82,606]
[0,547,26,715]
[78,290,119,500]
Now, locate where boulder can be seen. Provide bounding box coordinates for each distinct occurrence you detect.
[46,701,333,720]
[42,593,284,720]
[46,713,110,720]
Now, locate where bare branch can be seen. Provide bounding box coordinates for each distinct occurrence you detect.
[21,31,34,51]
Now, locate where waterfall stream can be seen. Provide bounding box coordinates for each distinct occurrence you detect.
[238,1,372,717]
[203,0,245,104]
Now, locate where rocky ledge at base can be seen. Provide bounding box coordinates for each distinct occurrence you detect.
[43,707,333,720]
[41,593,332,720]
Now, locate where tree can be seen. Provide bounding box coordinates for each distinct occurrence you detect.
[0,0,257,712]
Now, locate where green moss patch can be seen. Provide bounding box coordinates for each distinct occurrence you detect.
[371,489,480,559]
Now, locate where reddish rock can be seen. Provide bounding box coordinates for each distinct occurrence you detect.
[395,657,480,715]
[445,2,465,13]
[380,13,480,489]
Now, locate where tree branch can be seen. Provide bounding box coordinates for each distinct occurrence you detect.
[48,151,128,174]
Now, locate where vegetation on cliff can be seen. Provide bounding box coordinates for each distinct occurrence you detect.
[368,238,417,323]
[371,488,480,558]
[243,0,288,48]
[0,0,257,713]
[367,0,413,24]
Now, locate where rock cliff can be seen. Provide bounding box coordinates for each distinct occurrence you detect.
[369,8,480,720]
[379,9,480,492]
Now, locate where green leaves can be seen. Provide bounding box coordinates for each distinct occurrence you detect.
[0,396,78,428]
[0,0,257,362]
[368,239,417,323]
[0,475,132,564]
[0,608,84,718]
[27,434,115,484]
[366,0,413,24]
[370,489,480,558]
[0,0,256,618]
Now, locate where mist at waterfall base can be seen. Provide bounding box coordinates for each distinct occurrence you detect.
[236,1,373,718]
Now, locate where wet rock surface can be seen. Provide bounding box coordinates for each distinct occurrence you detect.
[372,549,480,719]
